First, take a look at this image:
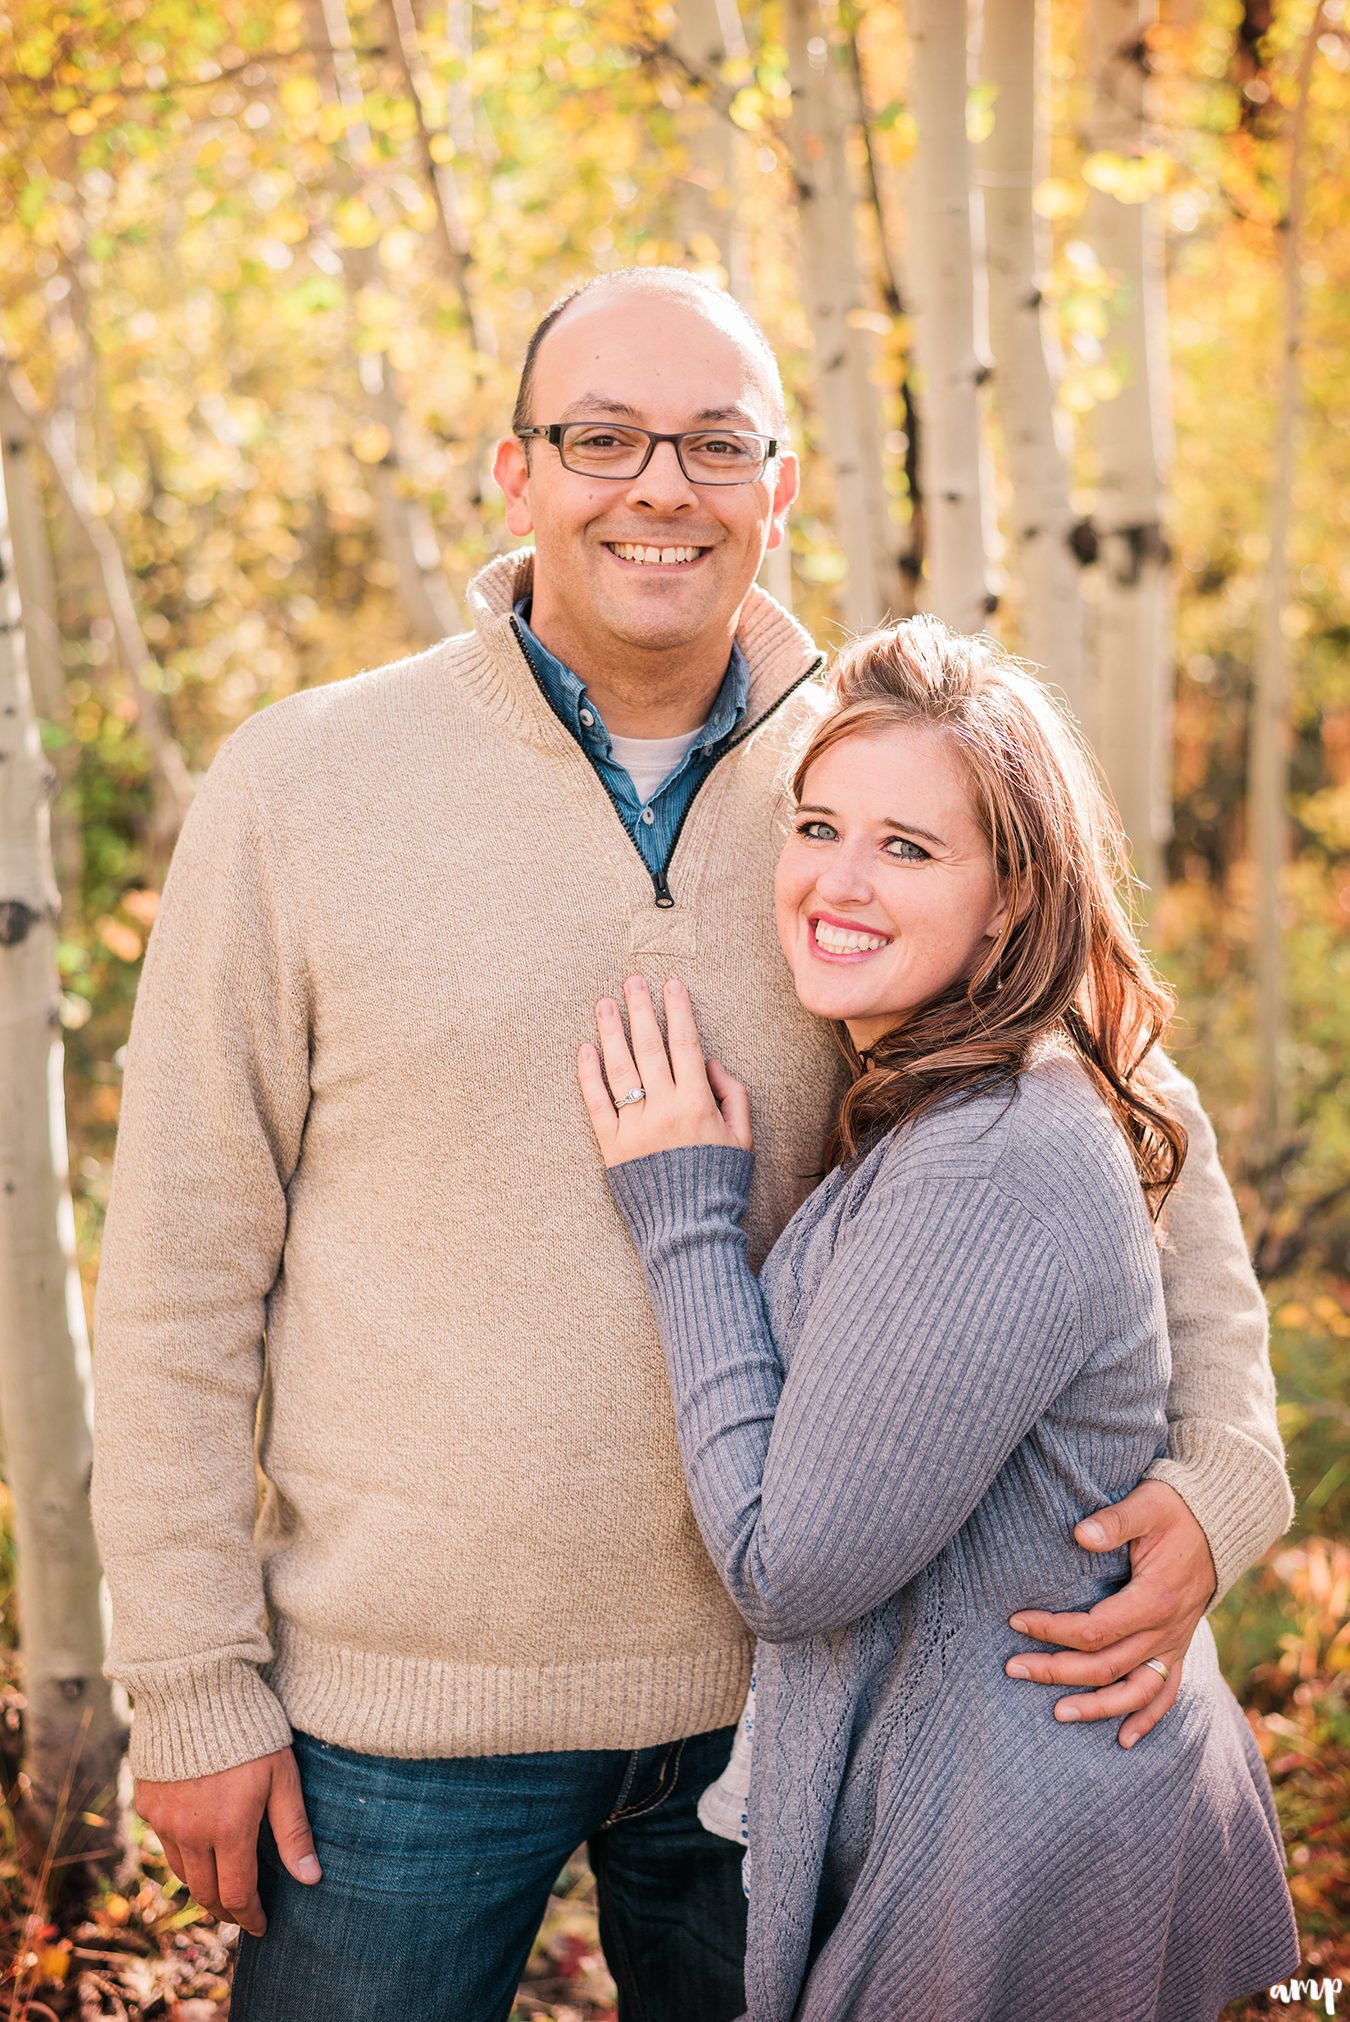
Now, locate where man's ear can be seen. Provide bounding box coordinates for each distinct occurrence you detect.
[493,436,535,537]
[765,449,800,553]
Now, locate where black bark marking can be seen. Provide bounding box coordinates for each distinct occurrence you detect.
[0,898,41,945]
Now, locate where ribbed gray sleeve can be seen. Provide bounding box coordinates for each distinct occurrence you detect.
[606,1143,1083,1642]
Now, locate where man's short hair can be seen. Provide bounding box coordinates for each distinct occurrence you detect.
[511,267,789,441]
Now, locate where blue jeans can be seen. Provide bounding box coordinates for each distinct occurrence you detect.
[230,1725,747,2022]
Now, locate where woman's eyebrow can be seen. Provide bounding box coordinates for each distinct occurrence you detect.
[797,802,948,849]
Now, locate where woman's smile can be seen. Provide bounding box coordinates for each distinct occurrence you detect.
[808,912,895,959]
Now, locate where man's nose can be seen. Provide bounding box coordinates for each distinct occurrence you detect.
[624,440,699,512]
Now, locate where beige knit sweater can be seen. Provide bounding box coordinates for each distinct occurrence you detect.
[91,550,1293,1781]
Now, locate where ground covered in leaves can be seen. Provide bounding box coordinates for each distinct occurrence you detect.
[3,1536,1346,2021]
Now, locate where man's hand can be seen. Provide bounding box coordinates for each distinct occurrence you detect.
[1004,1480,1217,1748]
[135,1745,320,1936]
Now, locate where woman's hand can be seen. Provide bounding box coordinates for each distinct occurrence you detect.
[578,974,752,1169]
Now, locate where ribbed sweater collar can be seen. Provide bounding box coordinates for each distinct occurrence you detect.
[459,548,822,744]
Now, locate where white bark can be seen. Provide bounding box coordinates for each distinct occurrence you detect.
[1,357,193,856]
[784,0,901,630]
[907,0,999,634]
[1252,4,1324,1143]
[978,0,1092,724]
[844,30,921,612]
[0,436,128,1863]
[1082,0,1174,888]
[0,386,83,898]
[312,0,463,645]
[670,0,752,301]
[380,0,497,364]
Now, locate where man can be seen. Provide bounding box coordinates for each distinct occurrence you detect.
[91,270,1293,2022]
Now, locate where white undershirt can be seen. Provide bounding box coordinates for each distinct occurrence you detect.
[607,725,707,804]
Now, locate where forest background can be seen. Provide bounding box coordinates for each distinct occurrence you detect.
[1,0,1348,2015]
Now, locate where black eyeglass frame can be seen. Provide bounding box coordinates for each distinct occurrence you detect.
[516,422,783,486]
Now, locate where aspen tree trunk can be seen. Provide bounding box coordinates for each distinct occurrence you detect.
[907,0,999,634]
[784,0,901,630]
[1252,4,1324,1143]
[0,439,128,1886]
[1082,0,1174,888]
[670,0,752,301]
[0,357,192,859]
[978,0,1092,724]
[0,387,83,897]
[311,0,462,645]
[844,26,921,614]
[380,0,496,365]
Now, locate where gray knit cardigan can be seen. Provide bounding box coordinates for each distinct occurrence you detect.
[607,1055,1298,2022]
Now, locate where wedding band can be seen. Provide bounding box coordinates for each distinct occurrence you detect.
[1144,1658,1169,1682]
[614,1086,647,1108]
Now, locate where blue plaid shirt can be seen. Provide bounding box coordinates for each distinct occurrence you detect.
[512,597,750,887]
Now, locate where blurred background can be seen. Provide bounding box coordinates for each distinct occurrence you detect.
[0,0,1347,2014]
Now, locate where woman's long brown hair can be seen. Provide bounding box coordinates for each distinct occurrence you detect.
[797,618,1186,1215]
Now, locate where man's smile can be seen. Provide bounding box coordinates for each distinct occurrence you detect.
[602,540,713,569]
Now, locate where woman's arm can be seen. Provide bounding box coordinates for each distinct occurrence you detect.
[607,1140,1085,1642]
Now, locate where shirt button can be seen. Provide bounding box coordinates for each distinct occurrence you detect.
[579,709,595,728]
[641,807,655,825]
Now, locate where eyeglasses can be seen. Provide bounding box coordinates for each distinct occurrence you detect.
[516,422,781,486]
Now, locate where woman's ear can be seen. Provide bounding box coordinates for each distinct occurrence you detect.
[983,873,1032,943]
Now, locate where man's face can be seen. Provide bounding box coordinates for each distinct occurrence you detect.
[493,289,799,662]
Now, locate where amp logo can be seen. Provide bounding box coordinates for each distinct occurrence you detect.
[1269,1978,1344,2016]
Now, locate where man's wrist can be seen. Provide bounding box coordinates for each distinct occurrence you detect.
[123,1654,292,1782]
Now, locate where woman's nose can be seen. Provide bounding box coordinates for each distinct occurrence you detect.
[814,848,873,905]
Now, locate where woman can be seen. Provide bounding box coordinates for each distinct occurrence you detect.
[576,619,1298,2022]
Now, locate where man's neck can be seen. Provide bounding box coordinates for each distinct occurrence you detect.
[524,603,738,739]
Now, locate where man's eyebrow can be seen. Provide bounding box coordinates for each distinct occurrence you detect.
[557,396,644,421]
[795,803,948,849]
[554,396,764,428]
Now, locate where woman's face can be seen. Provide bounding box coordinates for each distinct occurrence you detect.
[774,721,1010,1052]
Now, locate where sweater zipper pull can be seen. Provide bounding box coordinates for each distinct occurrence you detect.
[652,868,675,909]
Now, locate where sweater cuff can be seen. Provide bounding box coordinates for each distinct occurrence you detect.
[121,1655,294,1781]
[606,1143,755,1250]
[1145,1427,1295,1608]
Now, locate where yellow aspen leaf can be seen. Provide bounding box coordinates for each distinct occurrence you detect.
[334,198,380,248]
[95,917,143,964]
[36,1945,70,1984]
[379,227,417,271]
[280,73,323,121]
[271,208,309,244]
[799,549,849,585]
[1082,149,1168,202]
[1032,177,1080,220]
[428,132,457,164]
[350,423,392,464]
[66,108,99,135]
[318,103,349,145]
[729,87,764,132]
